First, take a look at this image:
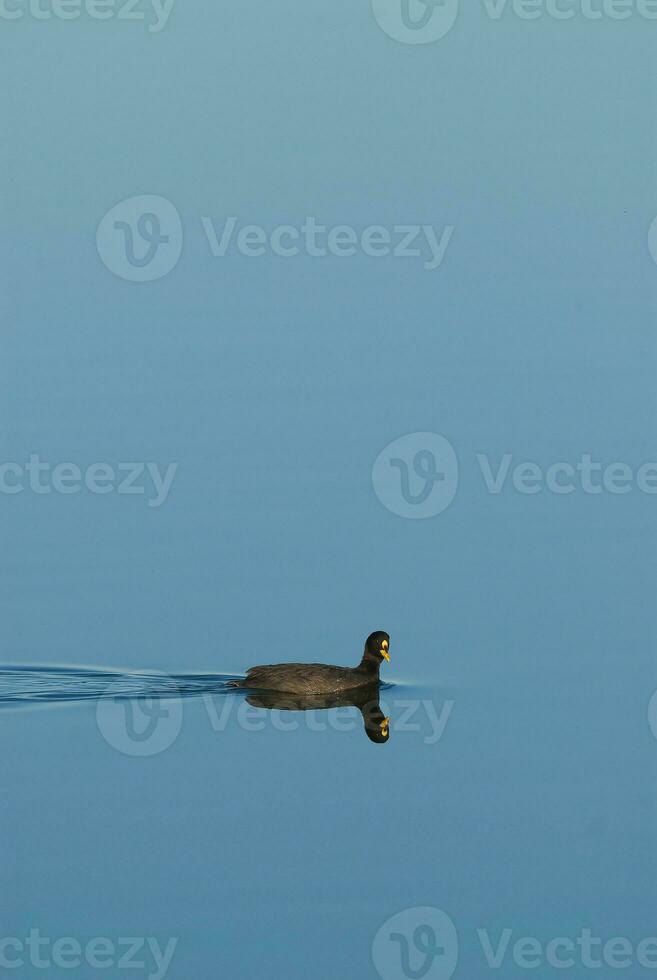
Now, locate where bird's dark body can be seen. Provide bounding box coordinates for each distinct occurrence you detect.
[231,662,376,695]
[244,685,380,711]
[228,630,390,695]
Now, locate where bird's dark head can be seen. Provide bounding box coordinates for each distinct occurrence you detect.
[363,630,390,666]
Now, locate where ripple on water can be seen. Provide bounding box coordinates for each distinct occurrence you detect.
[0,666,240,708]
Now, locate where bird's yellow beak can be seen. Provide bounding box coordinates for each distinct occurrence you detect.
[380,716,390,736]
[380,640,390,662]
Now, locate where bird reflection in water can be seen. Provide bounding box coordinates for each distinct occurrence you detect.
[245,686,390,744]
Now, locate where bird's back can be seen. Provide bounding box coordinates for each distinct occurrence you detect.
[236,662,364,695]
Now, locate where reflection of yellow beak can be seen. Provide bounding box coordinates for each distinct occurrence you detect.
[381,641,390,662]
[380,717,390,736]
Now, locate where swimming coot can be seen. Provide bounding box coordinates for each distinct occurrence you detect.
[229,630,390,695]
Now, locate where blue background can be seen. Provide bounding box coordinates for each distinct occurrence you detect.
[2,2,657,978]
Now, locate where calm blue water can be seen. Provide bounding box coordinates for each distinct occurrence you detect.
[2,3,657,978]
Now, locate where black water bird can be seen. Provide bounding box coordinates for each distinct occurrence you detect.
[229,630,390,696]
